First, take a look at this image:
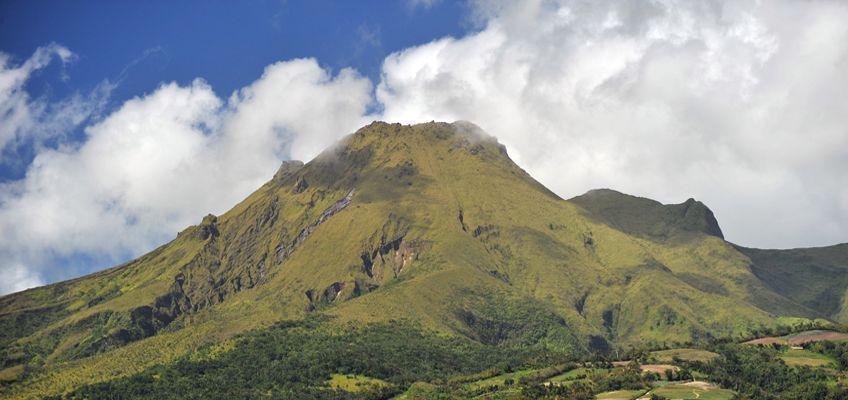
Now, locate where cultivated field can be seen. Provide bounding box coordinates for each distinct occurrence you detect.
[651,348,719,363]
[648,381,735,400]
[744,329,848,346]
[595,389,646,399]
[779,348,836,367]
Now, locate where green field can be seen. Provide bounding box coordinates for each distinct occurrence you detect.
[780,348,836,368]
[463,365,569,390]
[652,348,719,363]
[650,383,735,400]
[595,389,646,399]
[327,374,389,392]
[547,367,607,384]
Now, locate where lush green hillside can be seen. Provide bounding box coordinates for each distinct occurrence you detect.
[738,244,848,323]
[0,121,844,399]
[569,189,724,241]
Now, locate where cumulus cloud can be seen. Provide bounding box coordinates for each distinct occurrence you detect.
[0,263,44,295]
[0,59,371,294]
[3,0,847,294]
[378,0,848,249]
[0,44,110,162]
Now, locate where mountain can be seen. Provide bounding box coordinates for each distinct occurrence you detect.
[1,121,845,398]
[569,189,724,241]
[738,244,848,323]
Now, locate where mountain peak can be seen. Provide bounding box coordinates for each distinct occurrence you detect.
[569,188,724,241]
[350,120,506,154]
[8,121,846,400]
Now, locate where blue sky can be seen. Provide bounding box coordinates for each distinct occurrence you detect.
[1,0,847,294]
[0,0,469,180]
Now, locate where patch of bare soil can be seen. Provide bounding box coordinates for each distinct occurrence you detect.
[640,364,678,374]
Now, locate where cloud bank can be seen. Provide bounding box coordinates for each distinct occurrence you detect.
[379,0,848,250]
[0,57,371,292]
[1,0,847,293]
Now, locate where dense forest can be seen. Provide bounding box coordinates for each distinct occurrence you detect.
[37,315,848,400]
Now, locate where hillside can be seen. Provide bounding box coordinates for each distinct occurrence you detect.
[0,121,845,398]
[567,188,848,324]
[568,189,724,241]
[738,244,848,323]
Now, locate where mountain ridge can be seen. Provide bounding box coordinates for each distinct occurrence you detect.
[1,121,846,399]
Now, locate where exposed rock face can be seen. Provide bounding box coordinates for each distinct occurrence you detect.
[292,177,309,193]
[305,280,379,312]
[196,214,220,240]
[360,236,431,282]
[280,189,355,260]
[273,160,304,182]
[678,198,724,239]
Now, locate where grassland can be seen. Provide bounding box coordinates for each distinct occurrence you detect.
[547,367,607,384]
[651,348,719,363]
[650,382,735,400]
[326,374,389,392]
[780,348,836,367]
[595,389,646,399]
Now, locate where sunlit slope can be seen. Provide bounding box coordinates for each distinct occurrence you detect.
[0,121,835,398]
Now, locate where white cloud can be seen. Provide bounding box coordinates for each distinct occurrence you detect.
[0,44,109,161]
[0,58,371,294]
[3,0,848,293]
[378,0,848,249]
[0,263,44,295]
[407,0,442,11]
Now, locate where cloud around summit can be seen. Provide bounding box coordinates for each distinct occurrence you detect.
[1,0,847,293]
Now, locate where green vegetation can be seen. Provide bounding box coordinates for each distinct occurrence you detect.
[595,389,646,399]
[651,348,719,363]
[1,121,847,397]
[804,340,848,369]
[548,367,607,383]
[739,244,848,323]
[28,319,848,400]
[462,365,570,390]
[650,383,735,400]
[569,188,724,241]
[679,344,847,399]
[326,374,389,392]
[47,318,534,399]
[780,348,836,367]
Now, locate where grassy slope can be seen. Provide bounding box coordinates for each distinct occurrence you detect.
[739,244,848,323]
[651,348,719,363]
[0,121,835,398]
[780,348,836,367]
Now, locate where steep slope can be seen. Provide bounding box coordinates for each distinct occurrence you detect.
[567,188,848,322]
[0,121,837,398]
[569,189,724,241]
[738,244,848,323]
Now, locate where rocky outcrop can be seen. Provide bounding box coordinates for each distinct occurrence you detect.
[304,280,378,312]
[177,213,220,241]
[292,177,309,193]
[273,160,304,183]
[279,189,355,260]
[360,235,430,282]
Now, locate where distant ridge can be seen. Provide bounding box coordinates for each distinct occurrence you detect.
[569,188,724,241]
